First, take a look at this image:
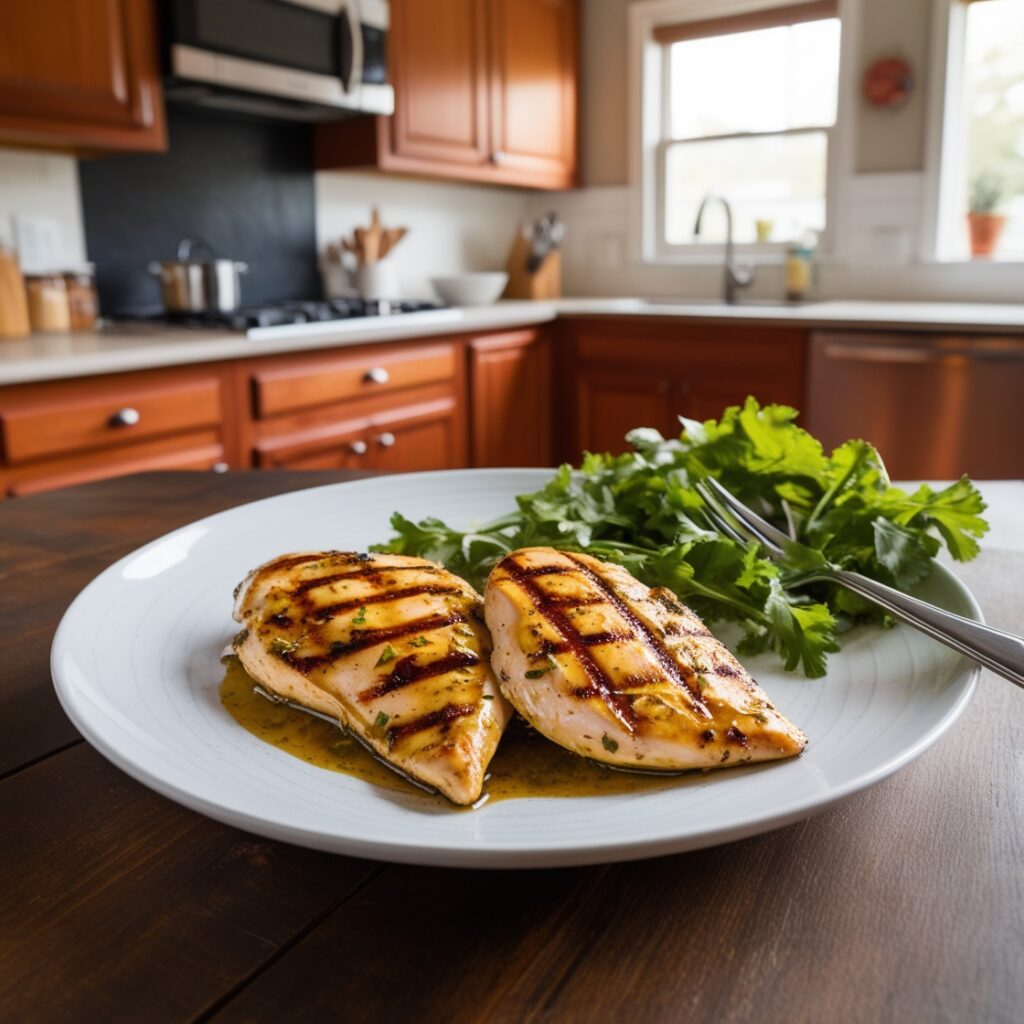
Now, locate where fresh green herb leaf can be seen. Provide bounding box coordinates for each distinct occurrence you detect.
[352,606,367,625]
[602,734,619,753]
[269,637,300,656]
[375,644,396,667]
[374,711,390,729]
[524,653,558,679]
[409,636,431,647]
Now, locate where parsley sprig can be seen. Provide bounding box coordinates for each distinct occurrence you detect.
[371,398,988,678]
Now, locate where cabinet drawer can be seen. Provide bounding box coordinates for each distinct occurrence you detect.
[1,378,222,465]
[251,344,457,418]
[8,436,226,495]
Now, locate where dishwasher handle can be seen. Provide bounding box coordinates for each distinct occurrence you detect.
[822,341,1024,364]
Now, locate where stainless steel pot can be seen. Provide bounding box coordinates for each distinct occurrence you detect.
[148,238,248,313]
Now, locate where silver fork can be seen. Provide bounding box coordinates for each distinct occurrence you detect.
[696,476,1024,689]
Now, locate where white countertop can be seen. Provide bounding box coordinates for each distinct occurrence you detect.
[2,297,1023,386]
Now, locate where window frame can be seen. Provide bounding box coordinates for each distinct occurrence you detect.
[628,0,854,266]
[921,0,1024,264]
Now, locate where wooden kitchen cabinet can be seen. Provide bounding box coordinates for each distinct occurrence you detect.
[249,338,468,475]
[0,365,232,497]
[315,0,578,189]
[254,393,463,473]
[0,0,166,153]
[487,0,578,186]
[560,318,808,460]
[468,328,552,466]
[386,0,491,170]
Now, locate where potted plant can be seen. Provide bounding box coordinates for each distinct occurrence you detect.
[967,173,1006,257]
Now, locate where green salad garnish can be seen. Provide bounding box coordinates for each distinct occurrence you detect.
[371,398,988,678]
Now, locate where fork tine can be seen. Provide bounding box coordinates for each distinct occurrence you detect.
[703,478,789,556]
[695,483,752,546]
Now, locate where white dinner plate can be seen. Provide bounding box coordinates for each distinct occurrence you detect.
[51,470,981,868]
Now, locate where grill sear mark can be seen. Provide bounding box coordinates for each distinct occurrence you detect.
[386,703,476,747]
[580,630,635,647]
[290,563,442,597]
[308,584,465,622]
[563,554,712,719]
[358,651,480,702]
[286,612,467,674]
[499,556,640,732]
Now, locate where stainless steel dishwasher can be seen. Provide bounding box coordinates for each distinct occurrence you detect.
[805,330,1024,479]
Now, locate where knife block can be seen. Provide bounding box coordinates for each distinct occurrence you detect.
[503,232,562,300]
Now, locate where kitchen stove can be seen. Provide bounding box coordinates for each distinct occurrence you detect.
[151,297,444,331]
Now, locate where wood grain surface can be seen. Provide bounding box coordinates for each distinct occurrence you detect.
[1,471,1021,1023]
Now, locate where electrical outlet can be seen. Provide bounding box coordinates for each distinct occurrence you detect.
[13,214,63,274]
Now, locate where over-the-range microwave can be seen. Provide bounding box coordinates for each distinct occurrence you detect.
[163,0,393,121]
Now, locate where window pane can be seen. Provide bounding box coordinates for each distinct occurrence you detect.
[664,131,828,245]
[963,0,1024,259]
[669,19,840,138]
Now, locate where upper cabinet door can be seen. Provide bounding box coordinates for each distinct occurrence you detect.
[487,0,578,188]
[0,0,166,152]
[388,0,490,167]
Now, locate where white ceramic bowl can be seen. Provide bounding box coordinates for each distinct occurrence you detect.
[431,272,508,307]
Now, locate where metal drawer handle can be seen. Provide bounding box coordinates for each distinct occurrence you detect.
[363,367,390,384]
[212,461,229,473]
[376,432,396,448]
[109,407,141,428]
[349,440,369,455]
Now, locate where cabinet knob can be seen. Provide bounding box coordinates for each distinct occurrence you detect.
[349,440,369,455]
[376,432,396,449]
[212,461,229,474]
[363,367,390,384]
[109,407,140,428]
[491,150,506,164]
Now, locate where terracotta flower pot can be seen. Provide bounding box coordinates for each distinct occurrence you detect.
[967,212,1007,258]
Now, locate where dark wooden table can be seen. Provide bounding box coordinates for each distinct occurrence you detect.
[2,472,1022,1023]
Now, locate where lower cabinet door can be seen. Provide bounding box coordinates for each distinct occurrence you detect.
[254,422,374,470]
[253,394,466,473]
[572,368,675,457]
[469,329,551,467]
[370,395,464,472]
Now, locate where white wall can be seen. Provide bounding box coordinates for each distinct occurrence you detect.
[315,171,532,299]
[0,147,86,266]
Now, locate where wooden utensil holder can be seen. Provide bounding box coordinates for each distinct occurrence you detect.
[503,232,562,300]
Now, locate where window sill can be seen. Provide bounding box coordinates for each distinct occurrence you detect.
[641,252,788,267]
[920,257,1024,268]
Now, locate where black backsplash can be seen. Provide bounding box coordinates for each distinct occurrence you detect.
[79,106,320,315]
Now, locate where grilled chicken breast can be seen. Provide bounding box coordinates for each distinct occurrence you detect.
[484,547,806,772]
[233,551,512,805]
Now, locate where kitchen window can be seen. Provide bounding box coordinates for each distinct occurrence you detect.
[930,0,1024,261]
[634,1,842,260]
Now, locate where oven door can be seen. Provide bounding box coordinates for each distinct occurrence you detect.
[166,0,392,115]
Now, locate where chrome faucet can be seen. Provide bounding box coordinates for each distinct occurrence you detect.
[693,193,754,304]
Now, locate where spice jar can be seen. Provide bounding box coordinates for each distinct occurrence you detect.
[63,264,99,331]
[26,273,71,332]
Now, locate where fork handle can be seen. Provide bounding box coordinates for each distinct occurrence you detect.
[829,568,1024,689]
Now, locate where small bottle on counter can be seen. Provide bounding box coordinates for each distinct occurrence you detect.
[784,230,817,302]
[63,264,99,331]
[25,272,71,332]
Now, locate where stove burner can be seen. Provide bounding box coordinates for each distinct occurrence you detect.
[150,298,443,331]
